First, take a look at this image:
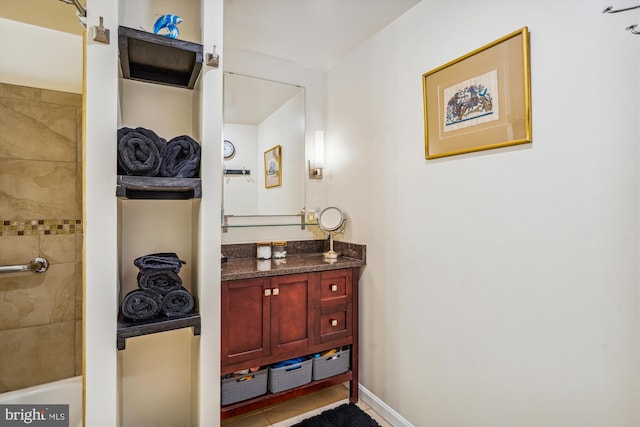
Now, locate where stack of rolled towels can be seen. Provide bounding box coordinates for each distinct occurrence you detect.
[117,127,201,178]
[121,252,195,321]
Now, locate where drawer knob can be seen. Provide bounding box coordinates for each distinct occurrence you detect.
[264,289,271,297]
[273,288,280,296]
[331,319,338,327]
[330,284,338,292]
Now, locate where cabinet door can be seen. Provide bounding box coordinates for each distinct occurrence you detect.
[270,273,315,356]
[221,278,271,366]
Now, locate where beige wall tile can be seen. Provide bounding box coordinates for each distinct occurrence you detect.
[0,98,77,162]
[0,159,76,219]
[40,89,82,108]
[0,263,76,329]
[40,234,76,264]
[75,261,82,321]
[75,319,82,377]
[76,159,83,220]
[0,235,38,264]
[0,320,75,393]
[0,83,83,391]
[40,233,76,263]
[0,83,41,102]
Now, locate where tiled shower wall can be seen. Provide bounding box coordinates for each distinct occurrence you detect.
[0,83,82,392]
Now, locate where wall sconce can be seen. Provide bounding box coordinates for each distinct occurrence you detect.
[309,131,324,179]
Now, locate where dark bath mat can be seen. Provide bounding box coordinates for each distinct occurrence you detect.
[291,403,382,427]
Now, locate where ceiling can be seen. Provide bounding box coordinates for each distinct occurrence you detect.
[223,0,419,71]
[1,0,419,72]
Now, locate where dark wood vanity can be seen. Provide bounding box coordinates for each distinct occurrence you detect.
[220,241,365,419]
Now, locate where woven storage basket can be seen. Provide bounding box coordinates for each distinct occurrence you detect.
[221,369,267,405]
[268,358,312,393]
[312,347,350,381]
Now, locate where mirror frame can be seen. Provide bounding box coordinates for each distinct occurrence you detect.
[318,207,345,233]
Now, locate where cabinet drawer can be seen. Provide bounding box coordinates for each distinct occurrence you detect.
[319,269,352,305]
[315,303,352,344]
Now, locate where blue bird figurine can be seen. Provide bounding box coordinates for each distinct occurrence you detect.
[153,14,182,39]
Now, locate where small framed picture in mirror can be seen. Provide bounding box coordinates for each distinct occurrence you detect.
[264,145,282,188]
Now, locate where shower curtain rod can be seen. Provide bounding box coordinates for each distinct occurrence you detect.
[59,0,86,17]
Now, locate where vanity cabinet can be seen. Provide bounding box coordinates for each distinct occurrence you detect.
[220,266,359,419]
[221,273,313,366]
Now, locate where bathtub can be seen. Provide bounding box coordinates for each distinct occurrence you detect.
[0,376,82,427]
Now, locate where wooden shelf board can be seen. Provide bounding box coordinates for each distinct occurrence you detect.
[116,176,202,199]
[117,310,201,350]
[118,26,203,89]
[220,371,352,420]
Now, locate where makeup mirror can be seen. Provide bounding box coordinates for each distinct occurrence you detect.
[317,207,346,259]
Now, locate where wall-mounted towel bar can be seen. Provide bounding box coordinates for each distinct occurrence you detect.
[0,257,49,274]
[224,168,251,176]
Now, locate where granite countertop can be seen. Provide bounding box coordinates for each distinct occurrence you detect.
[221,240,366,281]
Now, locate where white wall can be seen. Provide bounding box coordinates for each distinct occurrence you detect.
[0,18,82,93]
[257,91,306,215]
[85,1,120,425]
[326,1,639,426]
[223,123,259,215]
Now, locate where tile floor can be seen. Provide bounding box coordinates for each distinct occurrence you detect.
[221,383,392,427]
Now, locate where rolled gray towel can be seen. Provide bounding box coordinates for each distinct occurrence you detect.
[137,270,182,295]
[117,127,167,176]
[159,135,201,178]
[133,252,186,273]
[161,287,194,317]
[121,289,162,321]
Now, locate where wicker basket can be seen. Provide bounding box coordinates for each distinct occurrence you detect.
[268,358,312,393]
[221,369,268,405]
[312,347,350,381]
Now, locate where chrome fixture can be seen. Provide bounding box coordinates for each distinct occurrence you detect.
[206,45,220,68]
[58,0,86,27]
[0,257,49,274]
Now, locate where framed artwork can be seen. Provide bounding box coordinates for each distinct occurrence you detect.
[422,27,532,159]
[264,145,282,188]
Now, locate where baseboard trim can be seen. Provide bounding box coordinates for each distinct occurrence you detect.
[359,383,414,427]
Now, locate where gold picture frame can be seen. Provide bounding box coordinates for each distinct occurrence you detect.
[264,145,282,188]
[422,27,532,159]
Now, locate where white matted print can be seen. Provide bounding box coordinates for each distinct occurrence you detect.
[443,70,499,132]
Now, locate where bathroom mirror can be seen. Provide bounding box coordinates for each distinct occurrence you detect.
[318,207,346,259]
[223,72,306,217]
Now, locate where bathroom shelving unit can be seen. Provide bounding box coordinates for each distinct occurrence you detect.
[116,176,202,200]
[116,25,204,348]
[116,310,201,350]
[118,26,203,89]
[84,2,222,425]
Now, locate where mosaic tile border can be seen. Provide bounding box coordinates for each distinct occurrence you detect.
[0,219,83,237]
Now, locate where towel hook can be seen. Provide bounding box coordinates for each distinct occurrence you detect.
[602,5,640,13]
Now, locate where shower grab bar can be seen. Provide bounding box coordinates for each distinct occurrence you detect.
[0,257,49,274]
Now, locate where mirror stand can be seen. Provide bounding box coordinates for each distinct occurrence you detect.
[324,234,339,259]
[318,207,346,260]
